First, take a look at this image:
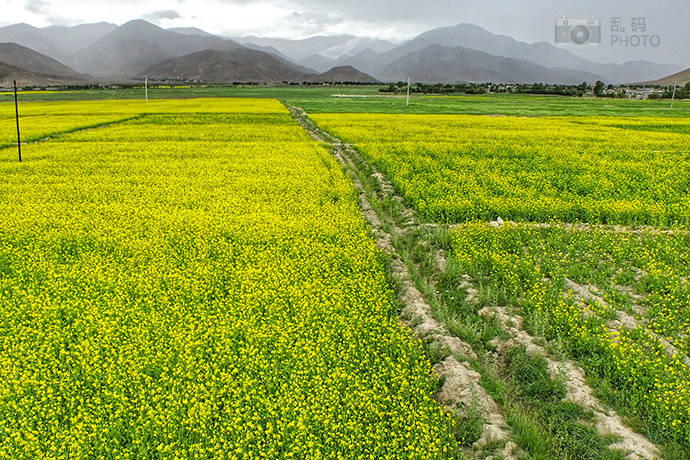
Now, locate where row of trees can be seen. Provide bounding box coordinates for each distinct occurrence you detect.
[381,82,489,94]
[381,81,601,97]
[648,82,690,99]
[381,80,689,99]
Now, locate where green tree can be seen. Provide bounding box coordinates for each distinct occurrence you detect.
[593,80,605,96]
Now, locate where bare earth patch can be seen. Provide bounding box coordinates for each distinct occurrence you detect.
[479,305,660,460]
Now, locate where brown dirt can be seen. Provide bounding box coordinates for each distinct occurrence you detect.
[453,220,690,235]
[480,305,660,459]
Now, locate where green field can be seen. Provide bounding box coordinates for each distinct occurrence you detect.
[1,88,689,458]
[2,85,689,116]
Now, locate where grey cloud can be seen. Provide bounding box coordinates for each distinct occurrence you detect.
[282,11,344,35]
[25,0,50,14]
[143,9,182,20]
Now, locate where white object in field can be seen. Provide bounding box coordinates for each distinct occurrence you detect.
[406,77,410,106]
[489,217,505,228]
[670,80,677,109]
[145,76,149,104]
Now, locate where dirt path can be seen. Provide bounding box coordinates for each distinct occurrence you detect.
[288,105,662,459]
[288,105,513,450]
[479,304,660,460]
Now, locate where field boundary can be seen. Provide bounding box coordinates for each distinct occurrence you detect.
[288,105,516,455]
[289,105,663,459]
[0,115,143,152]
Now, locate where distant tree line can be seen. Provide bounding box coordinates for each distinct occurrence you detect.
[647,82,690,99]
[381,80,689,99]
[381,82,488,95]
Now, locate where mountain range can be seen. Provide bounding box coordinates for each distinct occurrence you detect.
[0,42,90,86]
[251,23,681,84]
[0,19,684,86]
[645,68,690,86]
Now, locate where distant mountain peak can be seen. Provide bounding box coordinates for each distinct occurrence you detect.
[310,65,379,83]
[140,48,311,83]
[120,19,164,32]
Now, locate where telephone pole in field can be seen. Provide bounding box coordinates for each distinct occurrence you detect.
[13,80,21,162]
[670,80,678,109]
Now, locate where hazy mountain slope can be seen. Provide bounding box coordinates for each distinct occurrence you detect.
[0,22,115,60]
[415,24,585,69]
[380,44,603,84]
[139,49,311,82]
[237,35,395,61]
[410,23,682,83]
[644,68,690,85]
[168,26,313,73]
[239,43,316,74]
[302,47,387,73]
[167,27,215,37]
[613,62,687,84]
[0,24,63,60]
[301,54,337,73]
[342,38,438,77]
[0,61,85,86]
[236,35,340,60]
[0,42,82,77]
[41,23,117,57]
[69,20,244,77]
[318,36,396,59]
[309,66,378,83]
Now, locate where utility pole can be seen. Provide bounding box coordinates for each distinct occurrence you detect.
[406,77,411,107]
[670,80,678,109]
[13,80,21,162]
[145,76,149,104]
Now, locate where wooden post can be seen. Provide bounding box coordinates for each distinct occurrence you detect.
[13,80,21,162]
[670,80,678,109]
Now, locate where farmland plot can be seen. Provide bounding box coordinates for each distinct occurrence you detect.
[311,111,690,454]
[312,114,690,227]
[451,223,690,445]
[0,99,458,458]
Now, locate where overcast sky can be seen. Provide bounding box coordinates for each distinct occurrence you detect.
[1,0,688,65]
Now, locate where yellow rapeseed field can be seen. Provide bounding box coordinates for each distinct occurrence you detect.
[0,99,458,458]
[312,114,690,227]
[311,111,690,448]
